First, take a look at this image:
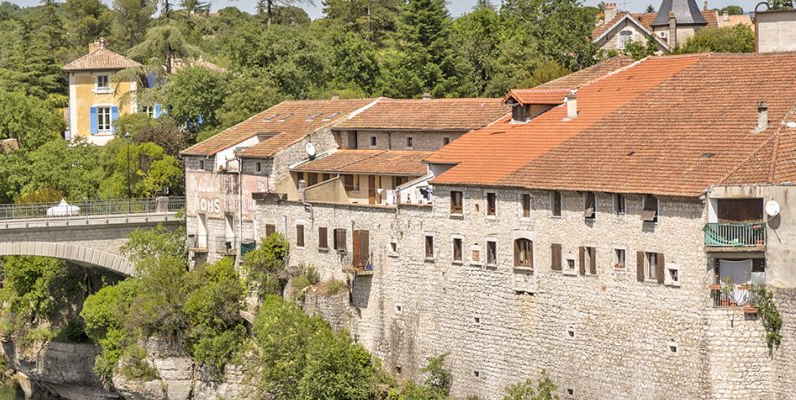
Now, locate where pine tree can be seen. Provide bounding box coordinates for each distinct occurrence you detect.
[111,0,156,51]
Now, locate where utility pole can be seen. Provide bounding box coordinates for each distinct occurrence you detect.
[124,131,132,213]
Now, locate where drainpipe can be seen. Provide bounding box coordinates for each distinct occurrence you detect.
[236,155,243,269]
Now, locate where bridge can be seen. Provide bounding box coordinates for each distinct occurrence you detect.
[0,197,185,276]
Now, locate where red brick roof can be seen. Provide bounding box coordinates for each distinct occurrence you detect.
[333,98,509,131]
[294,150,432,176]
[496,53,796,196]
[62,47,141,72]
[181,99,375,157]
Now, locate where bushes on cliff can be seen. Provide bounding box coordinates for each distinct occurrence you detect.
[242,232,289,297]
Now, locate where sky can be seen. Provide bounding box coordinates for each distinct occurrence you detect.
[3,0,763,16]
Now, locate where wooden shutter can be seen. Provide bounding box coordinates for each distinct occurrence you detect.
[551,244,562,271]
[514,240,520,266]
[637,251,645,282]
[318,227,328,249]
[353,230,361,267]
[656,253,665,284]
[266,224,275,236]
[360,230,369,265]
[296,225,304,247]
[589,248,597,275]
[335,229,346,252]
[578,246,586,275]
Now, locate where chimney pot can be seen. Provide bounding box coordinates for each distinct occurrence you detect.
[703,0,708,11]
[422,93,432,100]
[565,90,578,120]
[331,93,340,101]
[755,101,769,132]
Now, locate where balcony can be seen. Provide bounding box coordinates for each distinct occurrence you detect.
[215,237,237,256]
[709,283,759,314]
[704,222,765,250]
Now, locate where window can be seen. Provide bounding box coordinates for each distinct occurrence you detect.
[584,192,596,219]
[450,191,463,214]
[551,191,562,217]
[642,195,659,222]
[512,104,528,122]
[443,137,451,146]
[619,30,632,49]
[425,235,434,259]
[613,193,626,214]
[278,113,293,122]
[487,240,497,265]
[637,251,664,283]
[579,246,596,275]
[308,173,318,187]
[343,175,360,191]
[390,240,398,254]
[255,162,262,173]
[453,238,463,263]
[334,228,347,252]
[406,136,414,148]
[614,248,626,269]
[551,244,562,271]
[514,239,533,268]
[318,227,328,250]
[96,75,109,90]
[97,106,112,131]
[370,136,377,146]
[199,160,205,170]
[296,224,305,247]
[141,106,154,118]
[265,224,276,236]
[486,193,497,216]
[521,194,531,218]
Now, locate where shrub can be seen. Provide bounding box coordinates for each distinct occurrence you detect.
[291,264,319,300]
[325,279,347,296]
[243,233,289,297]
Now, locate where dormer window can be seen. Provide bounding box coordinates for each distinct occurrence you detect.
[511,103,529,123]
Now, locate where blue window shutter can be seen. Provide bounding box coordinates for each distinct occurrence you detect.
[197,114,204,128]
[111,106,119,133]
[89,107,98,135]
[154,104,161,119]
[146,73,156,89]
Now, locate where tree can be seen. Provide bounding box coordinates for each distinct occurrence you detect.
[256,0,314,26]
[451,3,501,95]
[128,22,201,74]
[0,20,66,98]
[14,140,105,201]
[165,66,226,132]
[645,4,656,13]
[678,25,754,54]
[243,232,289,297]
[63,0,114,49]
[328,27,381,95]
[27,0,66,54]
[380,0,475,98]
[100,141,183,198]
[720,5,744,15]
[322,0,402,42]
[0,90,64,150]
[218,69,283,127]
[111,0,157,51]
[769,0,793,10]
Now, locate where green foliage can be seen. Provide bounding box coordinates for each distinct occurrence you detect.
[753,285,782,353]
[119,344,159,381]
[111,0,156,51]
[678,25,754,54]
[422,353,452,396]
[291,264,319,300]
[243,232,289,297]
[165,66,227,131]
[324,279,347,296]
[502,371,559,400]
[0,90,64,150]
[297,328,374,400]
[128,22,201,73]
[218,69,283,127]
[720,5,744,15]
[99,141,183,198]
[63,0,114,49]
[14,139,105,201]
[0,257,80,325]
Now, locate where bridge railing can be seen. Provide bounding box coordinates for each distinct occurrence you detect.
[0,197,185,221]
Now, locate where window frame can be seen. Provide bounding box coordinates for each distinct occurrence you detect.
[452,237,463,263]
[443,137,451,146]
[514,238,533,269]
[642,195,659,223]
[333,228,347,253]
[584,192,596,220]
[551,191,562,217]
[614,248,626,269]
[97,106,112,132]
[424,235,435,260]
[296,224,305,248]
[613,193,627,214]
[450,191,463,215]
[370,136,377,147]
[521,194,532,218]
[95,75,110,91]
[486,240,497,266]
[318,227,328,250]
[406,136,414,148]
[551,243,562,271]
[486,192,497,216]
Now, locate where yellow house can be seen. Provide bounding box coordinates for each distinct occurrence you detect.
[62,38,141,146]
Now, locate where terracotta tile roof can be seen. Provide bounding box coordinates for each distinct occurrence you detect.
[702,9,720,28]
[505,89,570,106]
[497,53,796,197]
[536,56,636,90]
[333,98,509,131]
[62,47,141,72]
[593,12,657,39]
[180,99,375,157]
[294,150,433,176]
[171,58,228,74]
[718,14,753,28]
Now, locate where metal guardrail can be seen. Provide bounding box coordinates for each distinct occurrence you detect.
[704,222,766,247]
[0,197,185,221]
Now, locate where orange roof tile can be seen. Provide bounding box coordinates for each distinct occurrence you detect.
[718,14,753,29]
[62,47,141,72]
[497,53,796,197]
[536,56,635,90]
[294,150,432,176]
[702,9,719,28]
[181,99,375,157]
[333,98,509,131]
[505,89,570,106]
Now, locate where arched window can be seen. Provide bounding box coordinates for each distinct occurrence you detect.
[514,239,533,268]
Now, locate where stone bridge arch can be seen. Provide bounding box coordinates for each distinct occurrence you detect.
[0,241,134,276]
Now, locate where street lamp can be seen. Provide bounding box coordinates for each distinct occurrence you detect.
[124,131,131,213]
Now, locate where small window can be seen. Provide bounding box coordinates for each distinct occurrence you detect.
[450,191,463,214]
[370,136,377,146]
[551,191,562,217]
[265,224,276,236]
[443,137,451,146]
[521,194,531,218]
[584,192,596,219]
[255,162,262,173]
[425,236,434,259]
[334,228,347,252]
[96,75,109,89]
[296,224,305,247]
[514,239,532,268]
[141,105,154,118]
[486,193,496,216]
[551,243,562,271]
[199,160,205,170]
[453,238,463,262]
[390,240,398,253]
[614,249,626,269]
[343,175,360,191]
[566,258,575,271]
[579,246,597,275]
[97,106,112,131]
[637,251,664,283]
[318,227,328,250]
[642,195,659,222]
[406,136,414,148]
[486,240,497,266]
[614,193,626,214]
[512,104,528,122]
[278,113,293,122]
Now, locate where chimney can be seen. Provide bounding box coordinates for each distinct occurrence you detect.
[753,101,768,133]
[88,37,107,52]
[722,11,729,21]
[703,0,708,11]
[668,12,678,49]
[422,92,432,100]
[331,93,340,101]
[604,2,618,22]
[565,90,578,120]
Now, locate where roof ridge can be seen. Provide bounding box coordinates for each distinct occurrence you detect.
[768,103,796,181]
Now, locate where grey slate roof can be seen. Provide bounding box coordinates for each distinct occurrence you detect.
[651,0,708,26]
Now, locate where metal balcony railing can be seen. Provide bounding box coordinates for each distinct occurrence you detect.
[709,284,758,311]
[0,197,185,221]
[215,237,237,255]
[704,222,766,247]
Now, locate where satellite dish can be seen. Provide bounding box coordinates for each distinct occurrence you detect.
[766,200,780,217]
[305,142,316,157]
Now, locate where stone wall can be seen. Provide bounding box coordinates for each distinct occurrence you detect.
[338,129,464,151]
[254,184,793,399]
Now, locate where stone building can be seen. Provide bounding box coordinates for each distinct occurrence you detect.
[234,53,796,399]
